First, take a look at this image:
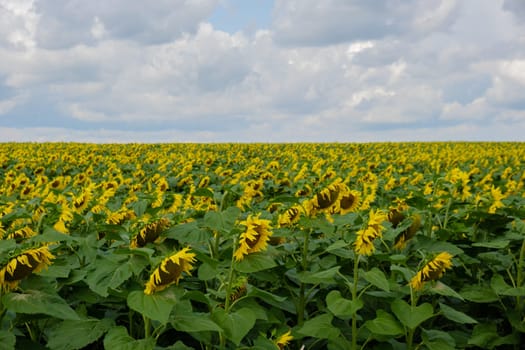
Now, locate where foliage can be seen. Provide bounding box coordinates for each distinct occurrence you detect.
[0,142,524,349]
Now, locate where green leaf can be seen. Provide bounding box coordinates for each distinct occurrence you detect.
[84,255,131,297]
[415,236,464,255]
[127,290,176,324]
[363,267,390,292]
[204,206,240,233]
[297,313,340,340]
[198,262,220,281]
[467,323,500,348]
[0,330,15,350]
[172,313,222,333]
[364,310,404,336]
[297,266,340,284]
[212,308,256,345]
[29,227,77,244]
[103,326,155,350]
[460,285,499,303]
[234,253,277,273]
[439,303,478,324]
[2,290,79,320]
[429,281,464,300]
[165,221,210,244]
[391,299,434,329]
[0,239,16,257]
[491,274,525,296]
[326,290,363,319]
[421,329,456,350]
[46,318,114,350]
[472,240,510,249]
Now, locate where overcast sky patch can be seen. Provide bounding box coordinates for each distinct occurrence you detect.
[0,0,524,142]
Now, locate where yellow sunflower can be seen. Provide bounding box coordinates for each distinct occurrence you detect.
[410,252,453,291]
[234,214,273,261]
[144,247,196,295]
[0,246,55,292]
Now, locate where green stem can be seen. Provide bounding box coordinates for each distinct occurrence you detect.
[297,228,311,326]
[224,237,237,313]
[351,254,360,350]
[143,315,151,339]
[442,197,452,229]
[516,238,525,311]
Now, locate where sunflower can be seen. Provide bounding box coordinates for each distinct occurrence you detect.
[410,252,453,291]
[0,246,55,292]
[131,218,170,248]
[393,214,421,250]
[353,209,388,256]
[234,214,273,261]
[274,330,293,349]
[144,247,196,295]
[336,189,361,215]
[278,205,303,227]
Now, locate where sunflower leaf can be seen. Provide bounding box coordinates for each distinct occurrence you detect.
[2,290,80,320]
[126,290,176,324]
[46,318,114,350]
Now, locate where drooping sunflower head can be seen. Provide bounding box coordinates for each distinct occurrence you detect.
[274,329,293,349]
[410,252,453,291]
[234,214,273,261]
[131,218,170,248]
[278,205,304,227]
[0,245,55,292]
[144,247,196,295]
[337,189,361,215]
[312,184,340,210]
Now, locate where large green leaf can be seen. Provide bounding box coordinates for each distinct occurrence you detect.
[297,313,340,340]
[391,299,434,330]
[203,206,240,234]
[212,308,256,346]
[363,267,390,292]
[460,285,499,303]
[491,274,525,296]
[84,255,132,297]
[2,290,79,320]
[297,266,340,284]
[103,326,155,350]
[127,290,176,324]
[46,318,114,350]
[172,313,222,333]
[0,330,15,350]
[365,310,404,336]
[421,329,456,350]
[326,290,363,319]
[429,281,464,300]
[165,221,210,244]
[234,253,277,273]
[438,303,477,324]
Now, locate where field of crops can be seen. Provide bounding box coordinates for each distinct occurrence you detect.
[0,142,524,350]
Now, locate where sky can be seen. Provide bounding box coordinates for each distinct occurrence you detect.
[0,0,524,143]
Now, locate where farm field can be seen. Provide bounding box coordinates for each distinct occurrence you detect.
[0,142,524,349]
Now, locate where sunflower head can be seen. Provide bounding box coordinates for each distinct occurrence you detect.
[0,246,55,292]
[144,247,196,295]
[234,214,273,261]
[131,218,170,248]
[410,252,453,291]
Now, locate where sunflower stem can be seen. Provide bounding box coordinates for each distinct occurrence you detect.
[297,228,311,326]
[143,315,151,339]
[351,254,360,350]
[224,237,237,313]
[516,238,525,312]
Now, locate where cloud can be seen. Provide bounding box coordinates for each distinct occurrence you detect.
[0,0,524,142]
[33,0,218,49]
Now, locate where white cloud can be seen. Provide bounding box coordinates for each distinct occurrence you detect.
[0,0,524,142]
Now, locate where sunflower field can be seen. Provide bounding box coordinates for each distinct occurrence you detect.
[0,142,524,350]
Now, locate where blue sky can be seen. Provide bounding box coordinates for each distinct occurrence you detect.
[0,0,524,142]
